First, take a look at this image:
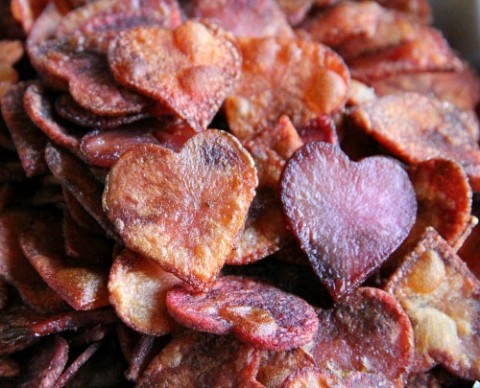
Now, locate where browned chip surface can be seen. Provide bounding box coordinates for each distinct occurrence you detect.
[103,130,257,290]
[385,228,480,380]
[108,21,242,132]
[225,36,349,141]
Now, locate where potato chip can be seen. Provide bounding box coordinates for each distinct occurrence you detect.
[459,222,480,279]
[108,249,181,336]
[0,356,19,379]
[280,142,417,300]
[137,331,260,387]
[125,335,166,382]
[166,276,319,351]
[385,228,480,380]
[0,82,48,177]
[281,367,328,388]
[0,279,8,312]
[276,0,313,26]
[11,0,49,33]
[62,187,103,236]
[20,214,110,311]
[309,287,414,385]
[350,92,480,190]
[373,0,431,23]
[0,40,23,66]
[191,0,293,38]
[103,130,257,290]
[225,36,349,141]
[108,21,242,132]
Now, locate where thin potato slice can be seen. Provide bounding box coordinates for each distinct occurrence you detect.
[108,249,181,336]
[108,21,242,132]
[350,92,480,190]
[191,0,293,38]
[166,276,319,351]
[385,228,480,380]
[225,36,349,141]
[20,215,110,311]
[309,287,414,385]
[280,142,416,300]
[103,130,257,290]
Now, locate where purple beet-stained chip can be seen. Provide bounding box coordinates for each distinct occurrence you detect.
[166,276,319,351]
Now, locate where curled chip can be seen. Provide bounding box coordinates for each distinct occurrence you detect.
[309,287,414,385]
[103,130,257,290]
[385,228,480,380]
[1,82,48,177]
[225,36,349,141]
[350,92,480,190]
[137,331,260,387]
[280,142,416,300]
[108,21,242,132]
[20,214,110,311]
[166,276,319,351]
[191,0,293,38]
[108,249,181,336]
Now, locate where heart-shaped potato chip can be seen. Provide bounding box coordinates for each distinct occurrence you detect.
[108,21,242,132]
[280,142,416,300]
[103,130,257,290]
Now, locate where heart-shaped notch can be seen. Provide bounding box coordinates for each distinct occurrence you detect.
[280,142,416,300]
[103,130,258,291]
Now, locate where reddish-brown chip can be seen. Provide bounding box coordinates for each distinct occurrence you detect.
[0,278,8,311]
[296,115,339,146]
[0,82,48,177]
[281,367,329,388]
[0,40,23,66]
[387,159,473,273]
[0,210,68,313]
[108,21,242,132]
[191,0,293,38]
[280,142,417,300]
[108,249,181,336]
[103,130,257,290]
[373,0,431,23]
[350,92,480,190]
[23,83,83,155]
[369,69,480,111]
[45,143,117,239]
[125,335,166,382]
[309,287,414,384]
[225,36,349,141]
[276,0,313,26]
[385,228,480,380]
[166,276,319,350]
[254,348,315,388]
[53,341,101,387]
[62,187,104,235]
[17,335,69,388]
[137,331,260,387]
[0,357,19,378]
[20,214,110,311]
[458,222,480,279]
[26,2,62,45]
[349,27,463,82]
[11,0,49,33]
[54,94,151,130]
[226,187,289,265]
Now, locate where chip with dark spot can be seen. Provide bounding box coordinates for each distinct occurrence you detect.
[103,130,257,290]
[385,228,480,380]
[108,21,242,132]
[225,36,349,141]
[166,276,319,351]
[350,92,480,191]
[0,82,48,177]
[310,287,414,385]
[280,142,417,300]
[108,249,181,336]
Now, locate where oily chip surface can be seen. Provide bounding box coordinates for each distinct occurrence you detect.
[103,130,257,291]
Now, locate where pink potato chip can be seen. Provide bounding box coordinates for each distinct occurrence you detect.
[11,0,50,33]
[108,21,242,132]
[309,287,414,385]
[276,0,313,26]
[166,276,319,351]
[191,0,293,38]
[108,249,181,336]
[280,142,417,300]
[103,130,257,290]
[19,214,110,311]
[225,36,350,141]
[281,367,328,388]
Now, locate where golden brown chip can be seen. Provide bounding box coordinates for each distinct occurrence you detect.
[350,92,480,191]
[0,40,23,66]
[385,228,480,380]
[108,21,242,132]
[225,35,349,141]
[108,249,181,336]
[103,130,257,290]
